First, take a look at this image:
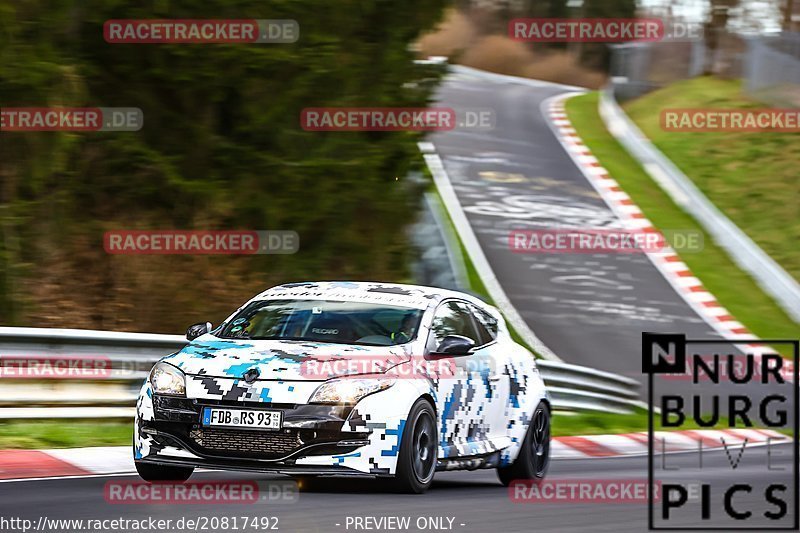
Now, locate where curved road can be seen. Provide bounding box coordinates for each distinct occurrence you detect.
[430,66,732,379]
[429,66,794,415]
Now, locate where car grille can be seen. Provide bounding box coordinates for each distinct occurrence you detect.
[189,428,302,458]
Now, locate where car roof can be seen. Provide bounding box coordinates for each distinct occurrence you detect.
[252,281,492,312]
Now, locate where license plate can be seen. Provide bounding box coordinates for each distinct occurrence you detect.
[201,407,282,430]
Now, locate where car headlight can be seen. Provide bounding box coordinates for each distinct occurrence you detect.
[309,377,395,404]
[149,362,186,396]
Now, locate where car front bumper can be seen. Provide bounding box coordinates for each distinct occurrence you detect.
[134,383,409,476]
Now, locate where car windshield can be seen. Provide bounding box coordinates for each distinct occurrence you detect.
[218,299,424,346]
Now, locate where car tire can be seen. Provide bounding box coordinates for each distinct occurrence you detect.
[497,402,550,487]
[392,398,437,494]
[134,460,194,482]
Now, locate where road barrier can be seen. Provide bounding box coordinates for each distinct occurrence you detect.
[0,327,641,418]
[599,86,800,323]
[537,360,642,413]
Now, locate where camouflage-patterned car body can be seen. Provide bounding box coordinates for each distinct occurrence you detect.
[134,282,548,475]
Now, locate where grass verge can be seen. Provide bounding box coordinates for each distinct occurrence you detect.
[552,410,651,437]
[624,77,799,281]
[0,419,133,449]
[552,409,793,437]
[565,92,798,357]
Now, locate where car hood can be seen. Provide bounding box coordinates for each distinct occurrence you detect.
[162,334,411,381]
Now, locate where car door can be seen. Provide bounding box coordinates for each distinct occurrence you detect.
[466,303,511,450]
[426,300,501,457]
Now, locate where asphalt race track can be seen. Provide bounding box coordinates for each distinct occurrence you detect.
[429,67,738,380]
[1,445,794,532]
[429,67,794,414]
[3,69,794,533]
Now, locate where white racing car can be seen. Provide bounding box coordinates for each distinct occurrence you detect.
[134,281,550,493]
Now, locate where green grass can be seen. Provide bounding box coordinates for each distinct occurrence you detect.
[0,419,133,449]
[624,77,800,282]
[565,92,798,357]
[552,410,650,437]
[552,409,793,437]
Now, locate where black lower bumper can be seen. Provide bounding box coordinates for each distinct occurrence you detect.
[136,455,380,477]
[141,395,370,466]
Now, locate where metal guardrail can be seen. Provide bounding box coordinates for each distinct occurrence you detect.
[599,87,800,323]
[537,361,643,414]
[0,327,641,418]
[0,327,186,419]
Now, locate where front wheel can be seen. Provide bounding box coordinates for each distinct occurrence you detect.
[392,399,437,494]
[135,460,194,482]
[497,402,550,486]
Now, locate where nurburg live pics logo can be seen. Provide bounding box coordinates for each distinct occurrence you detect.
[642,332,799,530]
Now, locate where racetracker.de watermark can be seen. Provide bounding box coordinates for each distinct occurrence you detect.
[510,18,662,42]
[104,19,298,43]
[1,108,142,132]
[103,230,299,255]
[661,109,800,132]
[104,479,298,504]
[510,479,661,503]
[509,18,702,42]
[508,229,703,254]
[300,108,495,132]
[298,355,496,380]
[0,356,112,379]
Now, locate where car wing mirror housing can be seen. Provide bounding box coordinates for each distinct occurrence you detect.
[434,335,475,356]
[186,322,212,341]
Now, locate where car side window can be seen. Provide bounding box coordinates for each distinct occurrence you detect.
[427,301,479,352]
[470,304,498,345]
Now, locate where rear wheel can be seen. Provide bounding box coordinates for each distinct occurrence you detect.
[497,402,550,486]
[392,399,437,494]
[135,460,194,482]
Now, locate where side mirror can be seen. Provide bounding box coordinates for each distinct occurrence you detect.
[186,322,212,341]
[434,335,475,356]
